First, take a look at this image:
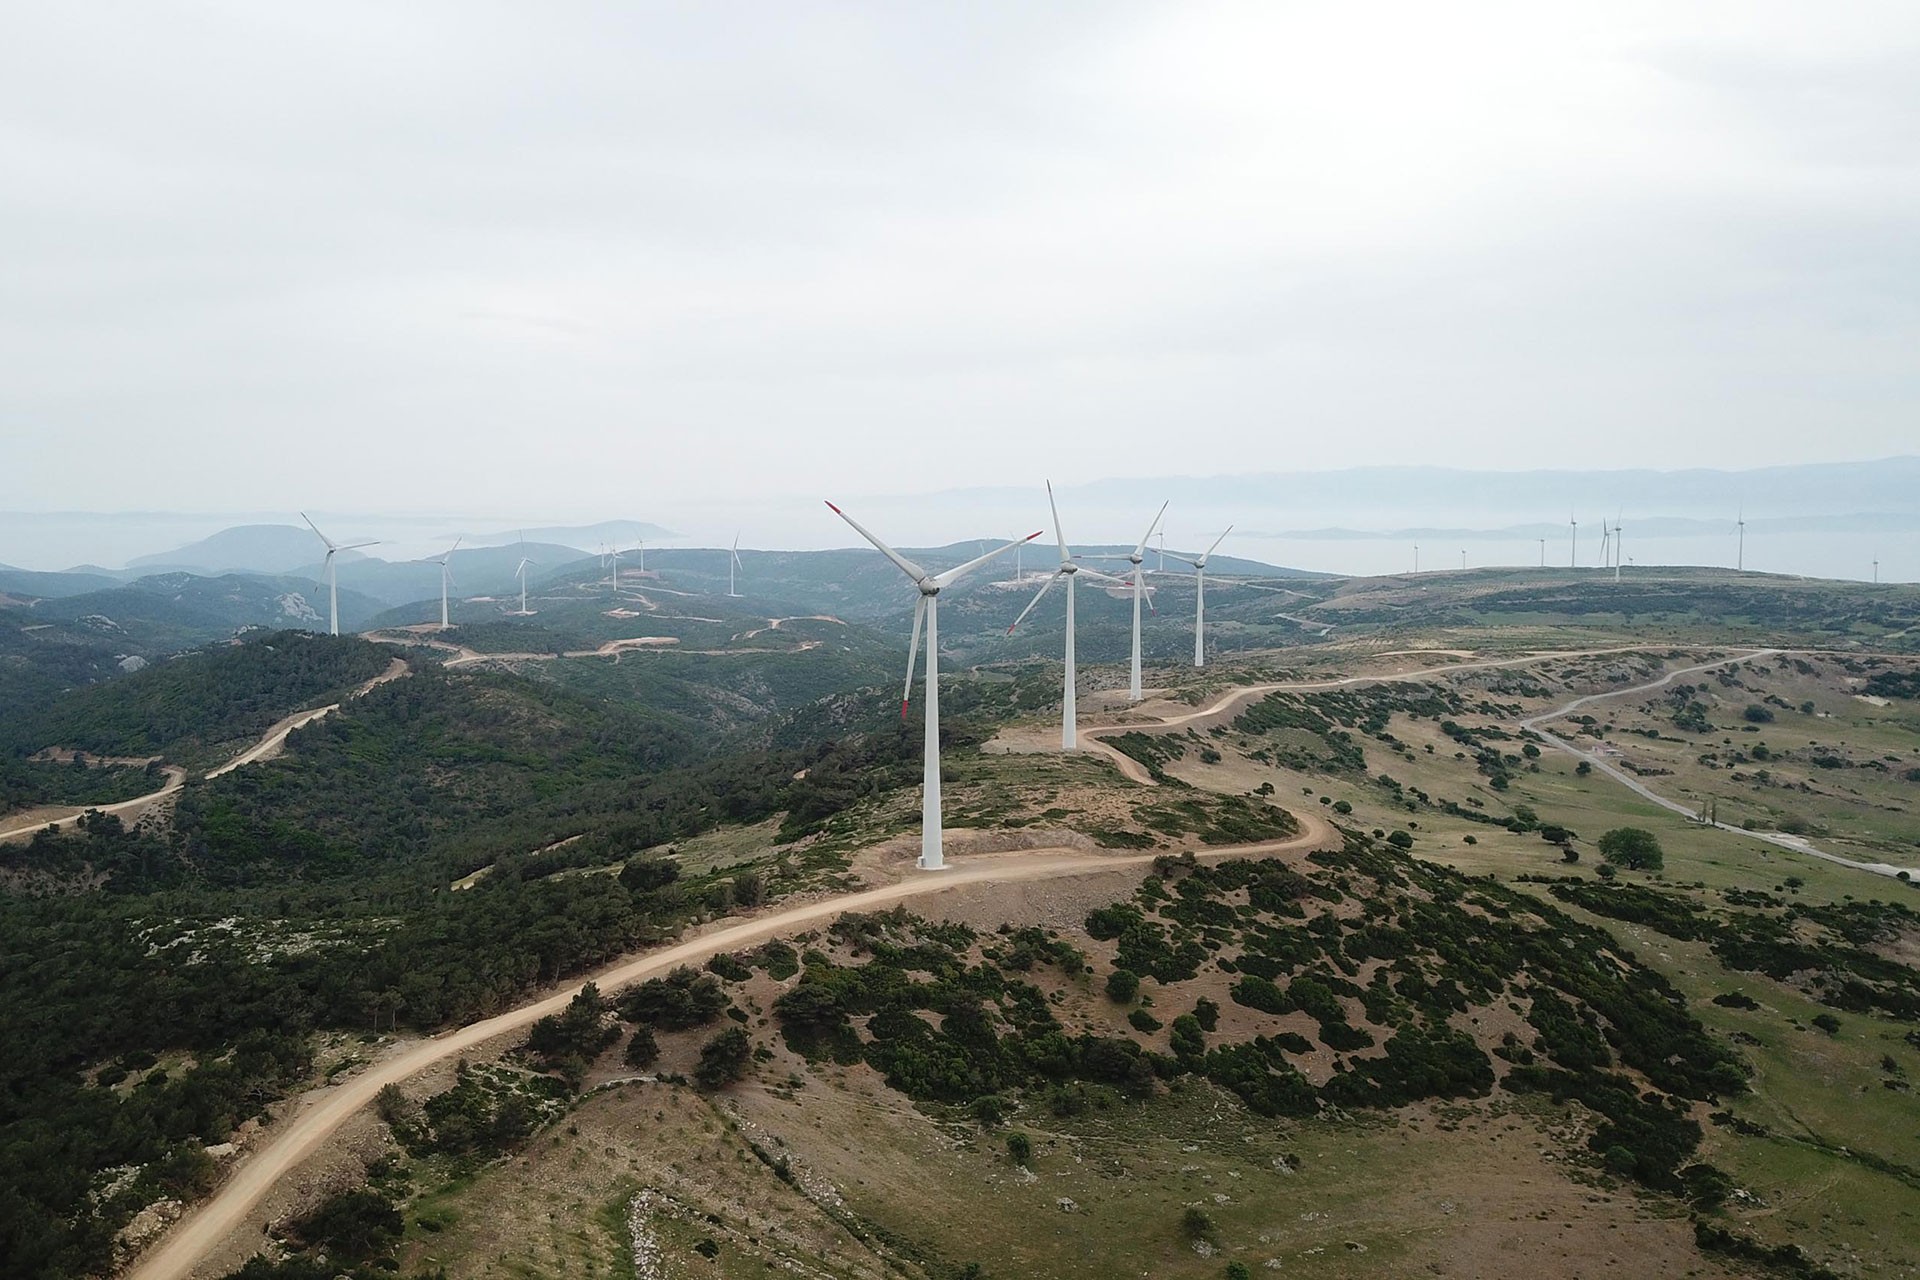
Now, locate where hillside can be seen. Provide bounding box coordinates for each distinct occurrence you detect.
[0,571,1915,1280]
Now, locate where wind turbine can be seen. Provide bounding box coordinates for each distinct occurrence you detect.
[728,534,744,597]
[1007,483,1131,748]
[1459,549,1467,572]
[1569,514,1578,568]
[826,501,1040,870]
[300,513,379,637]
[1612,512,1623,583]
[1872,555,1879,585]
[1166,526,1233,668]
[1413,544,1420,574]
[1736,506,1746,572]
[512,534,536,615]
[1122,502,1168,702]
[1596,520,1611,570]
[435,538,460,631]
[1538,538,1546,568]
[514,555,537,614]
[604,542,624,592]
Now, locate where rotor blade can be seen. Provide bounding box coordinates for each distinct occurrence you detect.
[930,530,1044,589]
[1007,570,1062,634]
[1131,501,1169,559]
[901,595,926,717]
[1203,525,1233,559]
[1045,481,1070,565]
[731,548,743,569]
[825,501,929,582]
[300,512,335,550]
[337,540,381,552]
[1169,556,1202,569]
[1079,567,1132,588]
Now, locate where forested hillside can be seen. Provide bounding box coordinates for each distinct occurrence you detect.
[7,631,396,763]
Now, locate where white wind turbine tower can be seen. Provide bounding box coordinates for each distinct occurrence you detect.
[1122,502,1168,702]
[727,534,744,597]
[512,536,537,615]
[1165,527,1233,668]
[604,542,624,592]
[301,513,379,637]
[826,501,1040,870]
[1596,520,1611,571]
[1736,506,1746,571]
[1569,514,1578,568]
[435,538,460,631]
[1007,483,1131,748]
[1612,511,1623,583]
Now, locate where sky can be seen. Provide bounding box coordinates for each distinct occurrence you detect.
[4,2,1919,545]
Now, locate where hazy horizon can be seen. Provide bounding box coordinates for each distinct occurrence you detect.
[8,4,1920,522]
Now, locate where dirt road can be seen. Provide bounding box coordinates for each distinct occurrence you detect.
[1059,646,1657,786]
[1518,650,1920,879]
[122,813,1336,1280]
[0,658,410,843]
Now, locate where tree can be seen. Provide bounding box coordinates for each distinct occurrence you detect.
[1006,1132,1032,1164]
[1386,830,1413,849]
[1743,705,1774,724]
[1598,827,1664,871]
[694,1026,752,1088]
[1105,968,1140,1003]
[623,1025,659,1069]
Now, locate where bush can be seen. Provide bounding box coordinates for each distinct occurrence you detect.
[619,968,729,1030]
[1598,827,1665,872]
[624,1025,660,1069]
[1105,968,1141,1003]
[1006,1132,1032,1164]
[1181,1206,1216,1242]
[694,1026,753,1089]
[1386,830,1413,849]
[1743,705,1775,724]
[1332,800,1353,815]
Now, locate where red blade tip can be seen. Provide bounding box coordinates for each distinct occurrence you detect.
[900,699,910,719]
[825,501,842,514]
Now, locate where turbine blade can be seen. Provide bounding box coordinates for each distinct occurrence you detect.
[1131,501,1169,559]
[337,540,381,552]
[825,501,929,582]
[1079,567,1131,588]
[1204,525,1232,559]
[902,595,926,717]
[301,512,335,550]
[931,530,1044,588]
[1007,571,1061,634]
[1045,481,1071,565]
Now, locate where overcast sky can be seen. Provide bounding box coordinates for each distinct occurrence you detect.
[5,2,1918,531]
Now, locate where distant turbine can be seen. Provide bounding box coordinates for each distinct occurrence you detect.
[1613,512,1623,583]
[1007,482,1130,748]
[511,533,537,615]
[636,539,645,573]
[514,552,538,615]
[1167,526,1234,668]
[826,500,1040,870]
[1538,538,1546,568]
[605,542,623,591]
[1459,549,1466,572]
[1873,555,1879,585]
[728,534,744,597]
[435,537,460,631]
[1413,544,1420,574]
[1123,501,1168,702]
[1569,515,1578,568]
[300,513,379,637]
[1736,506,1746,572]
[1597,520,1611,570]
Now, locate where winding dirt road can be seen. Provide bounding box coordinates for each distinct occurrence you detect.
[1066,646,1654,785]
[0,658,409,843]
[1518,650,1920,879]
[123,814,1336,1280]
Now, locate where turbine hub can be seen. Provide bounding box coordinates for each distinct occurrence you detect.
[918,581,940,597]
